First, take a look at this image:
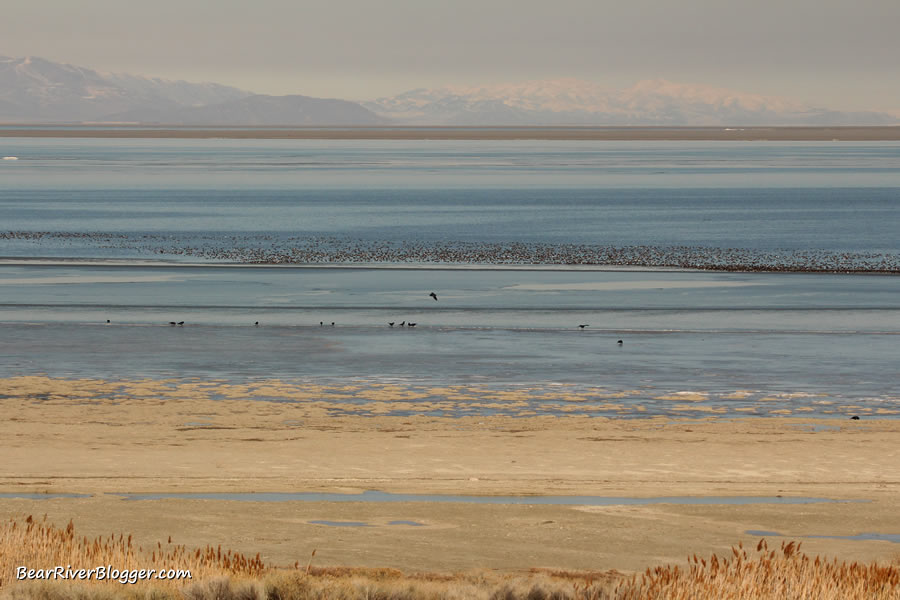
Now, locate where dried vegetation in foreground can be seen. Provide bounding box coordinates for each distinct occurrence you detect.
[1,516,899,599]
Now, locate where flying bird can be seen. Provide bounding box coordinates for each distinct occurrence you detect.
[617,340,623,345]
[178,321,184,326]
[578,324,589,329]
[169,322,176,326]
[408,323,417,327]
[388,322,395,327]
[400,321,405,327]
[429,292,438,301]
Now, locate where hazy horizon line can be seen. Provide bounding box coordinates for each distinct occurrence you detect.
[4,54,898,118]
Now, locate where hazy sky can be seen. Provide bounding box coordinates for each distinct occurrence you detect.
[4,0,899,111]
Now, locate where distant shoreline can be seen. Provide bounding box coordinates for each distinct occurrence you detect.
[2,125,900,141]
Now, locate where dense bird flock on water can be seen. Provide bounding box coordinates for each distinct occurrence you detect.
[3,231,899,272]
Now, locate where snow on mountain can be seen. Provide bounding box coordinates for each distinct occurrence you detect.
[2,56,894,126]
[0,55,251,122]
[365,79,615,123]
[365,78,897,126]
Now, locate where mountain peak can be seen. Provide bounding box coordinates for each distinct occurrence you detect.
[2,57,896,126]
[0,55,382,125]
[366,78,896,126]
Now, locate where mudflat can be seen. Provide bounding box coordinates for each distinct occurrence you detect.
[2,125,900,141]
[1,376,898,573]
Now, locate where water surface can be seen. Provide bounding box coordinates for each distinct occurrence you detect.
[2,138,897,418]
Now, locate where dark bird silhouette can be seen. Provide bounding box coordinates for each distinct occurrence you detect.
[400,321,405,327]
[408,322,417,327]
[429,292,438,301]
[320,321,324,326]
[388,322,395,327]
[331,322,335,326]
[850,415,860,420]
[106,319,110,324]
[177,321,184,326]
[254,321,259,326]
[617,339,623,345]
[169,322,176,326]
[578,324,589,329]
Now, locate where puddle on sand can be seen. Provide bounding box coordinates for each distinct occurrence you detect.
[747,530,900,543]
[791,424,841,432]
[308,520,370,527]
[308,520,426,528]
[113,490,863,506]
[0,493,91,500]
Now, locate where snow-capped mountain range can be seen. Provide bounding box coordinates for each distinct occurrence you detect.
[1,55,895,126]
[365,79,897,126]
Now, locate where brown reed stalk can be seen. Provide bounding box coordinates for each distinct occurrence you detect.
[3,516,899,599]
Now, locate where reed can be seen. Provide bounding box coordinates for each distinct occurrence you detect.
[1,514,263,594]
[594,539,900,600]
[2,516,899,599]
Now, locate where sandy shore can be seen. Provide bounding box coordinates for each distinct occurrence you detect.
[2,375,899,573]
[2,125,899,141]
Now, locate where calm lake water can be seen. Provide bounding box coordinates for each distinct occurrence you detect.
[1,137,898,418]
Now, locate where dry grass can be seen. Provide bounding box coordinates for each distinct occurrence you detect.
[2,516,899,599]
[0,514,263,596]
[604,539,900,600]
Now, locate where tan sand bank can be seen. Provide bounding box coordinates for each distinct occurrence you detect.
[2,125,899,141]
[1,376,898,573]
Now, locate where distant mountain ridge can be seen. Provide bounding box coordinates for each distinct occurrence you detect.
[365,79,898,126]
[0,55,250,121]
[1,55,895,126]
[106,94,388,126]
[0,56,385,125]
